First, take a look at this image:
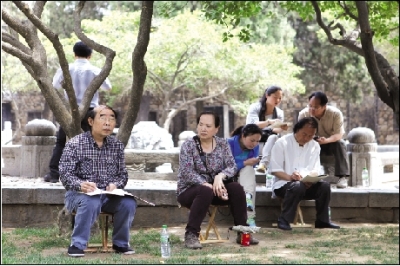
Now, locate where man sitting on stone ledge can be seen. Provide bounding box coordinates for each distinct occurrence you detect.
[59,105,136,257]
[270,117,340,231]
[298,91,350,188]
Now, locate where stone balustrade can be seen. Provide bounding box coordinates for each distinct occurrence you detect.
[1,123,398,187]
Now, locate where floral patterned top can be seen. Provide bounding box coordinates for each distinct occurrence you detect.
[176,136,237,196]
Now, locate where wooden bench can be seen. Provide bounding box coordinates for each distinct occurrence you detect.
[72,212,114,252]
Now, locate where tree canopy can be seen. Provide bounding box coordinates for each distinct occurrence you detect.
[201,1,399,126]
[51,9,304,130]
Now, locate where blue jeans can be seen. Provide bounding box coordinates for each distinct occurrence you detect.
[65,191,137,250]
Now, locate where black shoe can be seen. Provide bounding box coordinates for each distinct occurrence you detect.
[112,244,135,255]
[277,217,292,231]
[315,220,340,229]
[44,173,59,183]
[67,245,84,257]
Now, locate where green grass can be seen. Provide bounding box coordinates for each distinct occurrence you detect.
[1,224,399,264]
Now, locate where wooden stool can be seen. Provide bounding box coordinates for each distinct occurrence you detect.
[272,198,312,228]
[199,205,229,244]
[72,212,114,252]
[178,203,229,244]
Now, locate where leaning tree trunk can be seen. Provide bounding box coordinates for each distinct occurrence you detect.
[117,1,154,147]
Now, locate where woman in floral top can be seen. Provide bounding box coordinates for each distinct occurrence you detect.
[177,111,259,249]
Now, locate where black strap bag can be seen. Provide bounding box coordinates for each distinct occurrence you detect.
[260,128,276,143]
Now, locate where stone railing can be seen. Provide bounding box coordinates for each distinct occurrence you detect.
[2,119,56,178]
[320,127,399,186]
[124,148,180,180]
[1,122,398,187]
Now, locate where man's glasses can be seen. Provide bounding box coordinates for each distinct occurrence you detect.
[307,105,322,111]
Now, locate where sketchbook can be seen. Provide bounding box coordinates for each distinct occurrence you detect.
[85,188,155,206]
[301,174,328,183]
[268,121,293,129]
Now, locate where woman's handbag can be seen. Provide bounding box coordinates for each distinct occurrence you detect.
[260,128,276,143]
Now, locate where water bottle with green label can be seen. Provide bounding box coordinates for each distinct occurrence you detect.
[362,167,369,187]
[266,171,273,188]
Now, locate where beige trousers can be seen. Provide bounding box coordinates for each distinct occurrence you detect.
[237,165,256,219]
[260,134,279,168]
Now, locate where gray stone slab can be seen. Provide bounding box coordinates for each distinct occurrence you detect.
[1,146,21,176]
[369,191,399,207]
[330,189,369,207]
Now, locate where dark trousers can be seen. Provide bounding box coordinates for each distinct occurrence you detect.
[274,181,331,224]
[177,182,247,236]
[48,109,93,178]
[320,139,349,176]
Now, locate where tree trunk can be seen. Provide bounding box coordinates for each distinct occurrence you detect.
[117,1,154,147]
[355,1,399,127]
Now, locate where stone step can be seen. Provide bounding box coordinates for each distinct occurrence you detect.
[1,176,398,228]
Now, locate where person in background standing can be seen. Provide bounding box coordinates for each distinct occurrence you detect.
[44,41,112,183]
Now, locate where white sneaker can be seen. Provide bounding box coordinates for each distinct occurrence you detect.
[336,177,348,188]
[256,164,265,173]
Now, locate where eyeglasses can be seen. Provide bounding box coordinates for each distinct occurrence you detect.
[307,105,322,111]
[99,116,116,123]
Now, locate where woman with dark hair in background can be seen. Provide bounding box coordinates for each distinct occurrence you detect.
[177,111,259,250]
[246,85,289,172]
[228,124,262,228]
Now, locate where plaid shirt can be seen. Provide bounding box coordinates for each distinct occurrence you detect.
[59,131,128,191]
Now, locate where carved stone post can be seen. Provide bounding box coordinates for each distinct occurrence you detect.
[347,127,380,187]
[20,119,56,178]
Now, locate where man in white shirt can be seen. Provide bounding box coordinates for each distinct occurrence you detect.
[298,91,350,188]
[270,117,340,231]
[44,41,112,183]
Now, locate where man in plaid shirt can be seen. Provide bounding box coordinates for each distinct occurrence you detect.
[59,105,136,257]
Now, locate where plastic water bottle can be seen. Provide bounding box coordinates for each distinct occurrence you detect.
[362,167,369,187]
[160,225,171,258]
[266,172,273,188]
[328,207,331,221]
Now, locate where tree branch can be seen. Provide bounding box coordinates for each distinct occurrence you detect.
[2,7,32,43]
[32,1,45,18]
[1,43,33,65]
[74,2,116,121]
[338,1,358,21]
[311,1,365,56]
[118,1,154,146]
[171,46,190,87]
[148,69,169,88]
[1,31,31,55]
[13,1,58,42]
